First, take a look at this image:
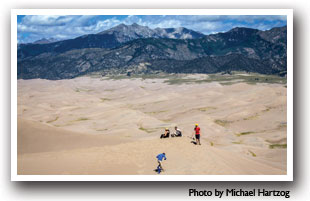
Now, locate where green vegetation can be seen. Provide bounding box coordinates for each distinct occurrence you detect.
[164,78,197,85]
[138,126,154,133]
[103,72,286,86]
[263,108,270,112]
[75,88,93,92]
[46,116,59,123]
[241,75,286,85]
[248,150,257,157]
[106,73,171,80]
[100,98,111,102]
[197,107,217,112]
[278,122,287,129]
[232,140,243,144]
[243,113,259,120]
[214,119,231,127]
[88,73,103,79]
[106,75,128,80]
[162,118,172,123]
[76,117,90,121]
[104,89,115,92]
[235,131,255,137]
[140,74,171,80]
[219,81,241,86]
[210,141,214,146]
[164,72,286,85]
[262,106,275,113]
[54,122,73,127]
[145,110,167,115]
[96,128,108,132]
[269,144,287,149]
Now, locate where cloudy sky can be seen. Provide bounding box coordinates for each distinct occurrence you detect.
[17,15,287,43]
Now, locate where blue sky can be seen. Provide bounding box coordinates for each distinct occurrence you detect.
[17,15,287,43]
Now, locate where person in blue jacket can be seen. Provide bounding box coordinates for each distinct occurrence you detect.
[156,153,167,173]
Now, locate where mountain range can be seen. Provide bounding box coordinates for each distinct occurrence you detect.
[33,37,59,44]
[17,23,287,80]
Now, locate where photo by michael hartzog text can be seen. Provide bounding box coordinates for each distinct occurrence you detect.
[189,188,290,198]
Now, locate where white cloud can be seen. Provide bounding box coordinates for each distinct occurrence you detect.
[18,15,105,43]
[94,18,122,32]
[145,19,182,29]
[22,15,75,26]
[17,15,287,43]
[226,15,287,22]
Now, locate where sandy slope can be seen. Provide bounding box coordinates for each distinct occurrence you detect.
[17,76,287,175]
[18,118,285,175]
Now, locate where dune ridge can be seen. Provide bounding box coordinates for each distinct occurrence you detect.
[17,75,287,175]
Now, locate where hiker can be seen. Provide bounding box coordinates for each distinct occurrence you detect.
[156,153,167,172]
[171,126,182,137]
[192,123,201,145]
[160,128,170,139]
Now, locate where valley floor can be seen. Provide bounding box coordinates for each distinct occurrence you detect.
[17,74,287,175]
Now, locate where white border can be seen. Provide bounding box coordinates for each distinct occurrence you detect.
[11,9,293,181]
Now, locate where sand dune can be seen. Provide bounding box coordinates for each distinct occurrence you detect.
[18,118,285,175]
[17,75,287,175]
[18,118,133,155]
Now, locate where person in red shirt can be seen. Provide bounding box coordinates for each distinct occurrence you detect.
[192,123,201,145]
